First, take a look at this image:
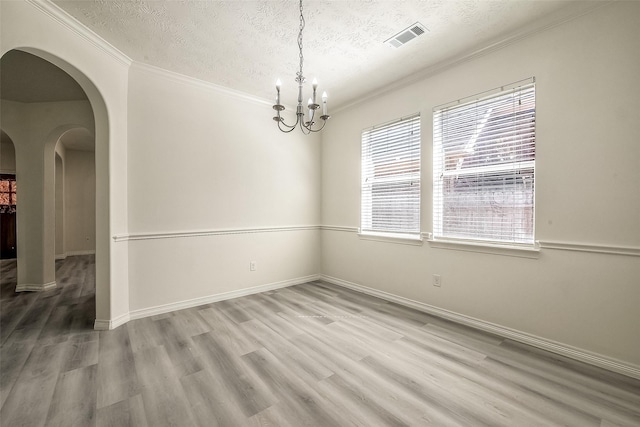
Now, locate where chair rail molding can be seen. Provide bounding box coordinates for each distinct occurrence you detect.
[536,240,640,257]
[113,225,321,242]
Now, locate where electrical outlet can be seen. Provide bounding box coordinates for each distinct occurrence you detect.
[250,261,256,271]
[433,274,442,287]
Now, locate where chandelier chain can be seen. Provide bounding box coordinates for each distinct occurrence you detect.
[297,0,305,80]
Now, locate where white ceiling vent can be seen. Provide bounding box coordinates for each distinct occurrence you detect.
[385,22,428,48]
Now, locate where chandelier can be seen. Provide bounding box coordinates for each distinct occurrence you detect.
[273,0,329,134]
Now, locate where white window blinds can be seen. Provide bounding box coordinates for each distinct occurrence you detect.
[361,114,421,237]
[433,80,535,244]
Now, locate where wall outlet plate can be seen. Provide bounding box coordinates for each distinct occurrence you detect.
[433,274,442,287]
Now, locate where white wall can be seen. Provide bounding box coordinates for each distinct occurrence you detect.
[321,1,640,370]
[64,149,96,254]
[126,64,321,312]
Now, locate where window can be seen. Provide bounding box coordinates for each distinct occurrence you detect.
[361,114,421,238]
[0,175,17,214]
[433,79,535,245]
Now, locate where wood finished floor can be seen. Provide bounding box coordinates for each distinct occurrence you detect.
[1,256,639,426]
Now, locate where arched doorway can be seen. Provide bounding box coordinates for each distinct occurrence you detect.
[0,48,110,328]
[55,151,64,259]
[54,127,96,260]
[0,130,17,260]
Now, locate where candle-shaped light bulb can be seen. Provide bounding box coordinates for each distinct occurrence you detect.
[308,97,314,123]
[322,91,328,116]
[275,79,281,105]
[312,78,318,104]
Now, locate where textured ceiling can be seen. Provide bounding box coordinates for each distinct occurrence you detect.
[38,1,604,108]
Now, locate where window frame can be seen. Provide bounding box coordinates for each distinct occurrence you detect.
[360,113,422,241]
[432,79,536,247]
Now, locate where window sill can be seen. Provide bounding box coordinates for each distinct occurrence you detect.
[423,234,540,258]
[358,230,424,246]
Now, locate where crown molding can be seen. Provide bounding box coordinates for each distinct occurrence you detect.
[25,0,132,67]
[24,1,280,108]
[130,61,276,108]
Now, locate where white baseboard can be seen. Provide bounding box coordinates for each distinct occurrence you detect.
[16,281,57,292]
[94,312,130,331]
[129,274,321,321]
[93,319,110,330]
[56,251,95,261]
[66,250,96,256]
[93,274,320,330]
[321,274,640,381]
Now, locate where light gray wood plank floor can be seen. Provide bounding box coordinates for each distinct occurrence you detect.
[1,256,639,426]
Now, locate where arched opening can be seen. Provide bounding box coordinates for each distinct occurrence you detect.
[0,48,109,328]
[0,130,17,260]
[54,127,96,260]
[55,151,65,259]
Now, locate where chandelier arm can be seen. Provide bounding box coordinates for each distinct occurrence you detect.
[299,121,312,135]
[303,118,329,133]
[273,108,299,130]
[277,110,302,132]
[277,119,299,131]
[279,122,299,133]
